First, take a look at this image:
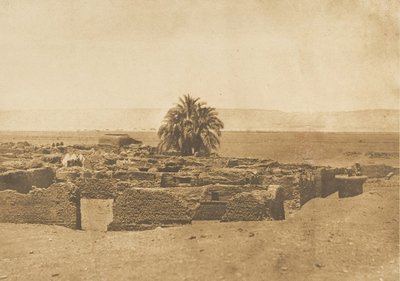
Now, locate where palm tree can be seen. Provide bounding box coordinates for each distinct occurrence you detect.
[158,95,224,156]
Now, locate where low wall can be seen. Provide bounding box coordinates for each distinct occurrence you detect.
[0,182,78,228]
[77,178,119,199]
[360,164,398,178]
[77,178,142,201]
[160,173,196,187]
[314,168,347,198]
[0,167,55,193]
[193,202,227,220]
[108,188,191,230]
[197,168,261,186]
[113,170,159,183]
[299,171,317,206]
[222,185,285,222]
[202,184,266,201]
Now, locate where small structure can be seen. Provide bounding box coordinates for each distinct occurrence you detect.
[98,134,142,147]
[335,175,368,198]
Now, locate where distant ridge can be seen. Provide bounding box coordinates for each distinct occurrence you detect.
[0,108,398,132]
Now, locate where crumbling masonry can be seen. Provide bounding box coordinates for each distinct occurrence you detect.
[0,139,383,230]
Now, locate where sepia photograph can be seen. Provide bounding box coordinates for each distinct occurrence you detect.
[0,0,399,280]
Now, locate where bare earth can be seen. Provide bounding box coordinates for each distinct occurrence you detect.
[1,176,398,281]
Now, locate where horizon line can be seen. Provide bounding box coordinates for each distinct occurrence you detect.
[0,129,398,134]
[0,107,398,114]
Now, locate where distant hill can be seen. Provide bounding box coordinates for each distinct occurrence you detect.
[0,108,398,132]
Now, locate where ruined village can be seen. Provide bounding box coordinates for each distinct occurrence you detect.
[0,132,396,231]
[1,1,399,280]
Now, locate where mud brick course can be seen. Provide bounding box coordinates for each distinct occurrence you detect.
[108,188,191,230]
[0,182,79,228]
[222,185,285,222]
[0,167,55,193]
[193,201,228,220]
[360,164,397,178]
[314,168,347,197]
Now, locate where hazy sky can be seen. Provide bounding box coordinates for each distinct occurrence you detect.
[0,0,398,112]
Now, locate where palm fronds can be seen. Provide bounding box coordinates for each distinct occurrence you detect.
[157,94,224,156]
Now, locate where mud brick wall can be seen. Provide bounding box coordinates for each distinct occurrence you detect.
[261,174,301,210]
[160,173,176,187]
[193,202,227,220]
[202,184,266,202]
[299,171,317,206]
[160,173,196,187]
[336,176,367,198]
[222,186,285,222]
[56,167,82,182]
[0,167,55,193]
[269,175,299,200]
[0,183,78,228]
[266,185,285,220]
[124,171,157,181]
[197,168,261,186]
[77,178,137,199]
[314,168,347,197]
[360,164,397,178]
[113,170,159,184]
[108,188,191,230]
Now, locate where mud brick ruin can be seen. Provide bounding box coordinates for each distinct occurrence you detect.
[0,136,397,231]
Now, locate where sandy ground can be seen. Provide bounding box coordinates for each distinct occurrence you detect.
[0,177,398,281]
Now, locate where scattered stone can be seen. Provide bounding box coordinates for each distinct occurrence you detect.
[315,263,324,268]
[188,236,196,240]
[62,153,85,167]
[248,232,255,237]
[386,172,394,180]
[51,273,60,277]
[226,159,239,168]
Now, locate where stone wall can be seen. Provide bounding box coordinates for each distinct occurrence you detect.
[0,182,78,228]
